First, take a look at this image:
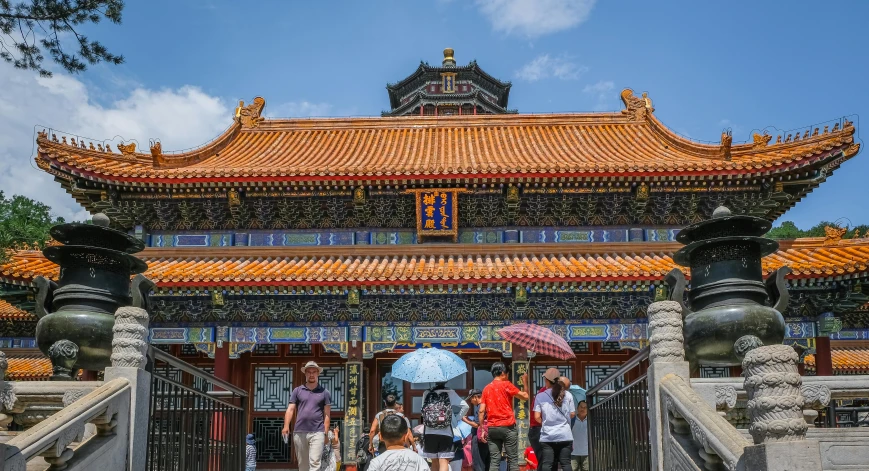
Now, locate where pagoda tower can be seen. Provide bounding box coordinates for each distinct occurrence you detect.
[383,48,515,116]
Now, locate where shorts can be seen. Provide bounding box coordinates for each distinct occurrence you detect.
[423,434,455,459]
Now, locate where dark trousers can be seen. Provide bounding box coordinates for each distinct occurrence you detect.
[540,441,572,471]
[486,425,519,471]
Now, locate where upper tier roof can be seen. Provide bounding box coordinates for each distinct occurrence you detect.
[3,237,868,288]
[35,89,859,186]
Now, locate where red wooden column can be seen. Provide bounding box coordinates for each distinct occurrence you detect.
[814,313,840,376]
[214,343,231,383]
[814,336,834,376]
[209,343,232,471]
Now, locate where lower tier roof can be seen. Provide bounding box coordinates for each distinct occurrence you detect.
[2,238,868,288]
[0,300,35,321]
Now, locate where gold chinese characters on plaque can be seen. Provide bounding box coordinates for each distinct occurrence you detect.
[406,188,466,242]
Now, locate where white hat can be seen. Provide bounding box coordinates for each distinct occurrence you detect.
[303,361,323,373]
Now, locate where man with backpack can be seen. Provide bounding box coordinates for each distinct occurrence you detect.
[368,393,414,455]
[478,362,529,471]
[421,381,469,471]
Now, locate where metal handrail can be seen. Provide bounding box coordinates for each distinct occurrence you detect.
[586,346,650,398]
[589,374,648,409]
[150,347,247,397]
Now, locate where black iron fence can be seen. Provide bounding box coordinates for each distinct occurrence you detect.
[587,346,650,471]
[147,347,249,471]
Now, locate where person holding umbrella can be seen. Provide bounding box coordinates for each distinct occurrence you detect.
[421,381,469,471]
[533,369,575,471]
[390,348,470,471]
[478,362,529,471]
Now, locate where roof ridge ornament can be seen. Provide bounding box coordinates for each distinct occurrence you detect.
[236,97,266,128]
[149,139,162,158]
[117,141,137,155]
[620,89,653,121]
[720,129,733,161]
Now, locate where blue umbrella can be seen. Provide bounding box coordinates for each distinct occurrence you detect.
[391,348,468,384]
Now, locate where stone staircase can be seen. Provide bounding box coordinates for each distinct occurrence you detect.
[646,301,869,470]
[0,307,151,471]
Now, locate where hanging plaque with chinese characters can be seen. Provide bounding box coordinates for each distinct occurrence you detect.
[406,188,466,242]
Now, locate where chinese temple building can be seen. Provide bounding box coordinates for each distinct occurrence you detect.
[2,48,868,466]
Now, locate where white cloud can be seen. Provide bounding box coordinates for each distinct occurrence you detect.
[476,0,596,37]
[0,68,232,222]
[266,101,335,118]
[583,80,614,96]
[582,80,615,110]
[515,54,588,82]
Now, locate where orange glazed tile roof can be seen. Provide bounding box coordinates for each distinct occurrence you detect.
[4,353,52,381]
[805,348,869,373]
[2,238,868,288]
[0,300,35,321]
[34,90,859,184]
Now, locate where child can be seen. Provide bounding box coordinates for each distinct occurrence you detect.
[524,446,538,471]
[245,434,257,471]
[368,415,430,471]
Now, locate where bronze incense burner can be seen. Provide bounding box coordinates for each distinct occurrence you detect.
[666,206,790,367]
[34,213,153,379]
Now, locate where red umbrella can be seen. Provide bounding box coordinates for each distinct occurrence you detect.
[497,323,576,360]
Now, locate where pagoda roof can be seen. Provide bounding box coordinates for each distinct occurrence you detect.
[3,238,868,289]
[35,89,859,187]
[386,60,512,109]
[382,89,517,116]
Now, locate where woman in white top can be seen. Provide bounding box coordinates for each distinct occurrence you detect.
[532,369,575,471]
[421,382,469,471]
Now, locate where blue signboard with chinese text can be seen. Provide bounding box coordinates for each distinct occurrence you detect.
[408,188,465,241]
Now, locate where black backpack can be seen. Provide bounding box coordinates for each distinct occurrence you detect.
[422,389,452,429]
[355,434,372,469]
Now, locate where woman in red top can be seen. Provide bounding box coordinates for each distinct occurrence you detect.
[478,362,529,471]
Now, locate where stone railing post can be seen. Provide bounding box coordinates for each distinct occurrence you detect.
[104,306,151,471]
[741,345,823,470]
[646,300,690,471]
[0,351,15,431]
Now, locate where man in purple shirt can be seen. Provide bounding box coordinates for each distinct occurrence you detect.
[283,361,332,471]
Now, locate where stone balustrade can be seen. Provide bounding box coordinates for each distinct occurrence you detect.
[0,306,151,471]
[0,378,131,470]
[660,373,750,470]
[692,375,869,427]
[644,300,827,470]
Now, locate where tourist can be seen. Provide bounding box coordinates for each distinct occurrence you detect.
[529,377,571,471]
[523,446,538,471]
[245,433,257,471]
[533,369,575,471]
[396,401,405,414]
[421,381,469,471]
[462,389,488,471]
[478,362,529,471]
[282,361,332,471]
[370,393,414,454]
[368,415,430,471]
[323,424,342,471]
[570,401,588,471]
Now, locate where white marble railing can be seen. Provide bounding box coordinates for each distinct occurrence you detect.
[660,373,750,470]
[692,375,869,425]
[0,377,131,470]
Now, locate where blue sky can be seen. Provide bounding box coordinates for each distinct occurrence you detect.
[0,0,866,227]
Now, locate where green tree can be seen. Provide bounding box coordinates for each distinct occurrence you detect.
[765,221,802,240]
[766,220,869,240]
[0,191,64,263]
[0,0,124,77]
